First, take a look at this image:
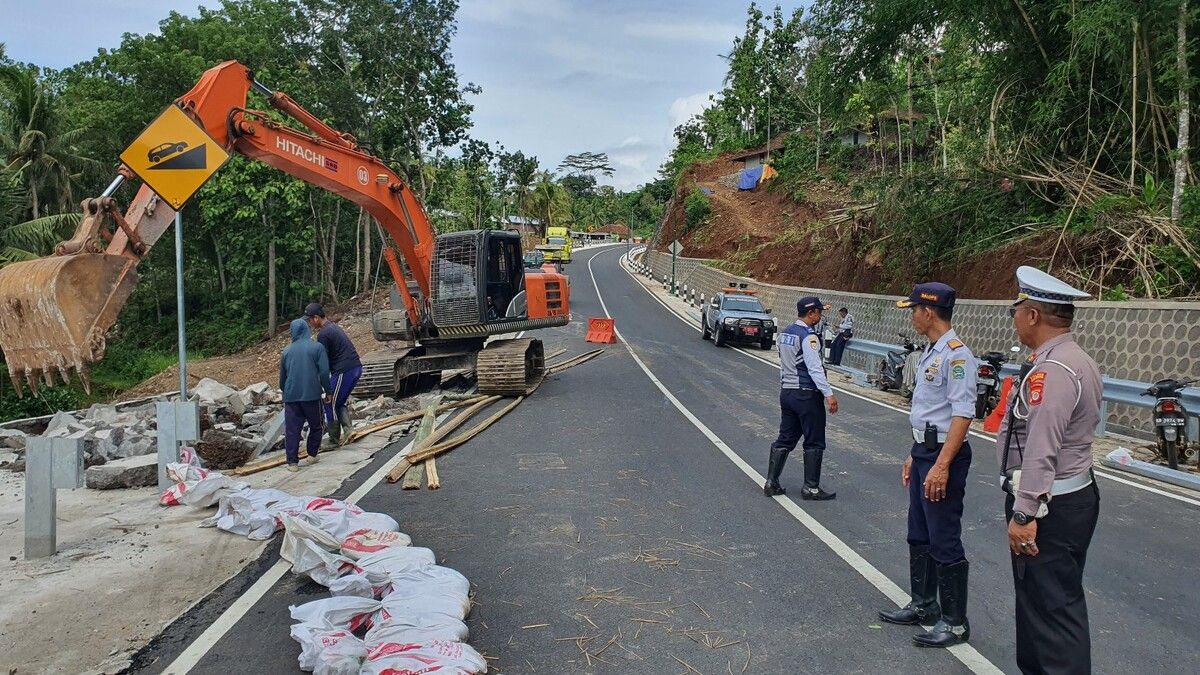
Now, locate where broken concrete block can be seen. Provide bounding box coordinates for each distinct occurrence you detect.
[0,451,18,468]
[214,422,238,432]
[241,410,274,428]
[85,454,157,489]
[193,378,238,404]
[241,382,273,405]
[44,411,79,436]
[0,428,27,449]
[85,403,120,424]
[112,437,154,459]
[224,393,246,417]
[92,426,126,446]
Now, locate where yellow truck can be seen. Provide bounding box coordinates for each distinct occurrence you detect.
[537,226,572,264]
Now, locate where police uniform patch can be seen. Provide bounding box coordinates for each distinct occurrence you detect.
[951,363,966,380]
[948,339,964,350]
[807,335,820,350]
[780,333,797,346]
[1028,371,1047,405]
[924,366,937,382]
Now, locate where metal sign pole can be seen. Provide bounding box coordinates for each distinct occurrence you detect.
[174,209,188,399]
[671,244,677,295]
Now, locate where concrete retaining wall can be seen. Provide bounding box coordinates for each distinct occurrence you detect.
[641,249,1200,436]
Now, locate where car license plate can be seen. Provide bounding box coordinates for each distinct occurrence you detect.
[742,326,758,335]
[1155,417,1186,426]
[978,377,995,386]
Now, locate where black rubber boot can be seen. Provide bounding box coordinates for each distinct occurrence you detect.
[326,417,342,444]
[913,560,970,647]
[800,449,836,500]
[879,545,941,625]
[764,448,788,496]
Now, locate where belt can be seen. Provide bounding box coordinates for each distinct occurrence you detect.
[1002,470,1093,496]
[912,428,948,443]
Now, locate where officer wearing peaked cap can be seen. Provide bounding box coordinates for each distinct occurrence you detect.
[879,282,976,648]
[764,296,839,500]
[998,266,1102,674]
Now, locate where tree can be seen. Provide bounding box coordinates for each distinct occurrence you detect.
[0,168,80,263]
[1172,0,1191,223]
[0,65,99,218]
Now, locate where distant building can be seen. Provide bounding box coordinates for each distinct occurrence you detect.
[572,223,631,243]
[728,132,792,170]
[500,215,542,236]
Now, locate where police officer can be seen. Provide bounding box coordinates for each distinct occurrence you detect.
[830,307,854,365]
[764,296,838,500]
[998,266,1101,674]
[878,282,976,647]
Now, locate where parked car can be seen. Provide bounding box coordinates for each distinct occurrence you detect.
[701,289,777,349]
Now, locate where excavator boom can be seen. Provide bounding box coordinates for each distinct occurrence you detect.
[0,60,538,397]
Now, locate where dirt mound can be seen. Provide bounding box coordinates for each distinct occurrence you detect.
[123,288,392,398]
[657,155,1025,299]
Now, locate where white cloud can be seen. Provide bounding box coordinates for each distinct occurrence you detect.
[625,19,741,44]
[667,91,715,138]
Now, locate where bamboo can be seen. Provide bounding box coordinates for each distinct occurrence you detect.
[425,458,440,489]
[344,396,486,444]
[401,396,442,489]
[386,396,501,483]
[405,396,526,464]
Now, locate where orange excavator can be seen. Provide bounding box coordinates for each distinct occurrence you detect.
[0,61,570,398]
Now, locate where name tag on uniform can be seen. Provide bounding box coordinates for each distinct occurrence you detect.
[780,334,798,346]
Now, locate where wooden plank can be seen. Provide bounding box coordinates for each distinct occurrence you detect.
[344,396,487,444]
[405,395,525,464]
[425,458,440,490]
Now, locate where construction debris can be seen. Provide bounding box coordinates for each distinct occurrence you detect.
[85,454,159,490]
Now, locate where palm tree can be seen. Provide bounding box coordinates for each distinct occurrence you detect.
[525,172,568,237]
[0,66,100,218]
[0,169,79,263]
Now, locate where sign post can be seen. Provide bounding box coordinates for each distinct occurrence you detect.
[669,240,683,295]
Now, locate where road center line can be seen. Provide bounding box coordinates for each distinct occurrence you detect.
[617,249,1200,509]
[586,249,1004,675]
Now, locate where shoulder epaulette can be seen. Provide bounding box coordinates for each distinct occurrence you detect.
[947,339,964,350]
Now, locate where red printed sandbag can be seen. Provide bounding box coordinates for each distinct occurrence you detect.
[360,640,486,675]
[341,529,412,559]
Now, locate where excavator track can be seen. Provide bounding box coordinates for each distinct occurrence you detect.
[475,338,545,396]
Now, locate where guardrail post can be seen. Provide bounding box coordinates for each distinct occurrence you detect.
[156,400,200,490]
[700,293,705,307]
[25,437,84,559]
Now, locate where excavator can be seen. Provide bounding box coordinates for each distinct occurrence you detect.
[0,61,570,398]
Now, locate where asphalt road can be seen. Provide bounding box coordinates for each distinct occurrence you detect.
[137,244,1200,674]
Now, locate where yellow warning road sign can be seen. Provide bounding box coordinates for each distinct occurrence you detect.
[119,105,231,210]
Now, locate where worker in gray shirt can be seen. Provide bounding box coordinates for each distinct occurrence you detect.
[764,296,839,500]
[879,282,977,648]
[829,307,854,365]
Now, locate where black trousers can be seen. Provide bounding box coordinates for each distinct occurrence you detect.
[830,330,852,365]
[771,389,826,487]
[1005,481,1100,675]
[907,442,972,564]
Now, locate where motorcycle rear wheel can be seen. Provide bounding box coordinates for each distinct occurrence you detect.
[1159,437,1180,470]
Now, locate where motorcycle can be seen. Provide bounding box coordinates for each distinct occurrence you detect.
[975,346,1020,419]
[877,333,922,397]
[1141,377,1196,470]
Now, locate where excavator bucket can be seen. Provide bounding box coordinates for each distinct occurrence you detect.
[0,253,138,397]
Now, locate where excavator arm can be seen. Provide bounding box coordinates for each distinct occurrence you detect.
[0,61,439,395]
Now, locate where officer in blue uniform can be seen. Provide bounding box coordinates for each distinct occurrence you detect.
[764,296,839,500]
[879,282,977,648]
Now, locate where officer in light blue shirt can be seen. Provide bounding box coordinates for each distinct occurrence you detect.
[764,296,839,500]
[879,282,977,649]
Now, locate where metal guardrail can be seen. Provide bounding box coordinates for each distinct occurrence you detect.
[840,338,1200,438]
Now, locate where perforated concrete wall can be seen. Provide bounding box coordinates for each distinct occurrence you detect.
[641,250,1200,436]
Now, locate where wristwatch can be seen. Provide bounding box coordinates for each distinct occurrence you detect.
[1012,511,1033,525]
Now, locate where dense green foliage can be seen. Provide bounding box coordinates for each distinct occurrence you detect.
[665,1,1200,298]
[684,189,713,232]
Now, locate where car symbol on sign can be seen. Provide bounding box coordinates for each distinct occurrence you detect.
[148,141,189,163]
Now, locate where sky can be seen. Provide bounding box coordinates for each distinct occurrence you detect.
[1,0,804,190]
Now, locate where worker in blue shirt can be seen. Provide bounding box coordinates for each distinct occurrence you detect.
[764,296,839,500]
[879,282,977,648]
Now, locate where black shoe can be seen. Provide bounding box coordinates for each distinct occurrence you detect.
[800,487,836,500]
[879,545,940,625]
[764,447,789,496]
[913,560,970,647]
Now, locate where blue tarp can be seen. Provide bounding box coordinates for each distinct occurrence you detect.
[700,187,714,195]
[737,165,764,190]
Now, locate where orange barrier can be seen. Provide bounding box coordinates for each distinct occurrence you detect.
[585,317,617,344]
[984,375,1014,432]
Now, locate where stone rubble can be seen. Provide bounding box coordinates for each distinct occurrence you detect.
[0,377,426,487]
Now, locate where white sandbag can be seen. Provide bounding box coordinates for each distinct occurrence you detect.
[289,596,381,633]
[354,546,436,577]
[341,528,411,559]
[200,488,309,540]
[302,497,399,540]
[284,536,357,588]
[363,610,469,645]
[377,584,471,621]
[282,513,343,556]
[381,565,471,599]
[360,640,486,675]
[326,572,378,598]
[159,448,248,507]
[289,625,367,675]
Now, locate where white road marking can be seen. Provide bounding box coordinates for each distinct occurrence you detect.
[587,250,1004,675]
[616,249,1200,509]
